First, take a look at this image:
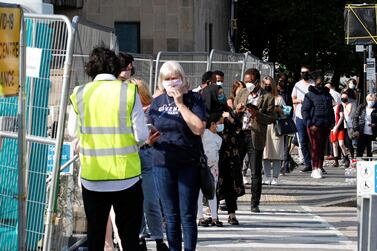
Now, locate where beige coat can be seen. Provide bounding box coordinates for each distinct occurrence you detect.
[263,96,285,160]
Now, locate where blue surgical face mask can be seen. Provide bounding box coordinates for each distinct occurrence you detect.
[216,123,224,133]
[218,94,226,104]
[367,100,375,108]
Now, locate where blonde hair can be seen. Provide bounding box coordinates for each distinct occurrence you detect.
[158,61,189,92]
[261,76,278,97]
[127,77,153,106]
[366,93,376,101]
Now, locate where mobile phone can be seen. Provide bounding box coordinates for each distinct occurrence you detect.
[147,124,158,133]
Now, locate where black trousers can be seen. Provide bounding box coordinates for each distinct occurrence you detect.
[357,133,374,157]
[82,180,143,251]
[243,134,264,207]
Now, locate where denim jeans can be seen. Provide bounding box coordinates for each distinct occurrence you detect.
[140,147,164,240]
[296,117,312,167]
[153,165,200,251]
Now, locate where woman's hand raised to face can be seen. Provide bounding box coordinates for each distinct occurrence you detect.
[170,89,184,107]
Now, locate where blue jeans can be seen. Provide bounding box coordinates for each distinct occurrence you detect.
[140,147,164,240]
[153,165,200,251]
[296,117,311,167]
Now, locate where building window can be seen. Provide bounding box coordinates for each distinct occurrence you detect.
[115,22,140,53]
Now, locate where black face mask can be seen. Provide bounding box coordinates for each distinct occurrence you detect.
[131,67,135,76]
[341,98,348,103]
[264,86,272,92]
[301,72,310,81]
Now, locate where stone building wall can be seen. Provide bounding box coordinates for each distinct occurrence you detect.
[53,0,230,53]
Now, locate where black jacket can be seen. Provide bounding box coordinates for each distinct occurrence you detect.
[302,85,335,128]
[352,104,377,137]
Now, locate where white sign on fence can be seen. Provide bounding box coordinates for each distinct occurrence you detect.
[26,47,42,78]
[357,161,377,196]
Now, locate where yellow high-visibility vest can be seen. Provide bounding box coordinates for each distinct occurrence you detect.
[70,80,141,181]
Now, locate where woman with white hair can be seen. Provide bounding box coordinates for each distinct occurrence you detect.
[149,61,206,251]
[353,93,377,157]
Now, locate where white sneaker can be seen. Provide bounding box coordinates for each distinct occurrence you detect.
[262,177,271,185]
[311,169,323,179]
[270,178,278,185]
[243,176,250,185]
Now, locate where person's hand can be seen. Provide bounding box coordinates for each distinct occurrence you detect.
[353,131,360,139]
[222,112,230,118]
[236,103,244,113]
[310,125,318,131]
[275,106,283,116]
[170,89,184,107]
[247,107,258,117]
[332,127,338,134]
[146,131,160,146]
[72,138,80,156]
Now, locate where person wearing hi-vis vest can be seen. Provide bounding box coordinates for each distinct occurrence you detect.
[68,47,148,251]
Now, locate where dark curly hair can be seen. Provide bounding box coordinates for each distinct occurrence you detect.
[85,47,121,80]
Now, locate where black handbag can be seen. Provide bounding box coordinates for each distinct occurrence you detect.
[199,145,215,200]
[275,117,297,136]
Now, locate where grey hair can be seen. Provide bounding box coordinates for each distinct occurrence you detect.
[158,61,190,92]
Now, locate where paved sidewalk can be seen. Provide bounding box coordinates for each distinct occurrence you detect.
[145,160,358,250]
[241,160,357,207]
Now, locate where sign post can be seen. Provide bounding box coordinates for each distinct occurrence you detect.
[366,58,376,94]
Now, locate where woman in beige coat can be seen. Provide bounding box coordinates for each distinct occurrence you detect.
[262,76,285,185]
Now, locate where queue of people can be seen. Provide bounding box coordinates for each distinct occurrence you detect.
[68,46,376,251]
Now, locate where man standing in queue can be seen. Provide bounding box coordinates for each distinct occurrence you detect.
[234,68,275,213]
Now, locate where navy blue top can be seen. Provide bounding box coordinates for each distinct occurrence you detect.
[149,91,207,168]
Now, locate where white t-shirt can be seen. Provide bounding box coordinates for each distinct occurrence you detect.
[329,89,341,105]
[291,79,314,119]
[202,129,222,168]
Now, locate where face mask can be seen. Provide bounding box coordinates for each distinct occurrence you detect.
[218,94,226,104]
[162,79,183,91]
[246,82,256,92]
[264,86,272,92]
[278,81,285,89]
[301,72,309,81]
[367,101,375,108]
[349,83,355,89]
[341,98,348,103]
[216,123,224,133]
[216,82,224,87]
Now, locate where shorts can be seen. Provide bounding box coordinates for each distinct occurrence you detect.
[330,129,345,142]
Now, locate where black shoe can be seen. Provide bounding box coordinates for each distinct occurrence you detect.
[300,166,312,172]
[156,239,169,251]
[320,167,327,174]
[219,203,228,211]
[198,218,209,227]
[251,206,260,213]
[139,238,147,251]
[228,216,239,225]
[211,218,223,227]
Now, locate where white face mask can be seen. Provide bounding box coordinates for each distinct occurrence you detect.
[162,79,183,92]
[349,83,355,89]
[216,82,224,87]
[246,82,256,92]
[367,100,375,108]
[216,123,224,133]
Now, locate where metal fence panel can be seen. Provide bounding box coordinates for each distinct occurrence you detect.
[0,13,75,251]
[208,49,246,97]
[129,53,154,93]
